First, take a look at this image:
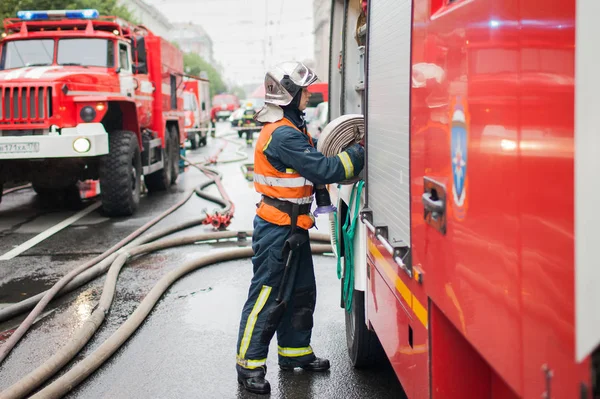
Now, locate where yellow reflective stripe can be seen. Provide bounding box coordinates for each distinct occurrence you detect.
[278,346,314,357]
[236,357,267,369]
[285,168,297,174]
[369,240,428,329]
[239,285,272,359]
[337,152,354,179]
[263,136,273,151]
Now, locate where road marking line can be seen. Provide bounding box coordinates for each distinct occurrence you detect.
[0,202,101,261]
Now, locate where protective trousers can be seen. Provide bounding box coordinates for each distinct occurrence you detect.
[236,216,317,373]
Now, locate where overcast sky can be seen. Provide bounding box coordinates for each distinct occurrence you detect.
[145,0,315,87]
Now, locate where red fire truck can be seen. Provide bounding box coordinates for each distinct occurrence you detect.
[183,77,211,149]
[328,0,599,398]
[0,9,185,216]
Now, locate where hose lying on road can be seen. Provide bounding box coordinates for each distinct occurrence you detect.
[0,178,225,364]
[0,184,226,324]
[202,130,249,165]
[0,153,236,363]
[1,184,32,196]
[0,131,332,398]
[216,133,252,163]
[316,114,365,185]
[1,232,331,399]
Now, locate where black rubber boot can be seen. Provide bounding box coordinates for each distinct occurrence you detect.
[279,357,331,372]
[237,365,271,395]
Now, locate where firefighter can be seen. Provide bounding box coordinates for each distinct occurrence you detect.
[235,61,365,395]
[238,101,257,145]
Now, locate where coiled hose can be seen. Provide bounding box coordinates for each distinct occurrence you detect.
[316,114,365,185]
[316,114,366,311]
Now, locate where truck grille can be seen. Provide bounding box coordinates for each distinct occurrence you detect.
[0,86,53,124]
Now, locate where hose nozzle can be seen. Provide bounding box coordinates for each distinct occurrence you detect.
[314,185,336,217]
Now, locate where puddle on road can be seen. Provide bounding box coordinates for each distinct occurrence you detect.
[0,276,53,303]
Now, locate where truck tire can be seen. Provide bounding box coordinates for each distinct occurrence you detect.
[200,135,207,147]
[145,132,173,192]
[346,290,386,367]
[99,130,141,216]
[190,132,200,150]
[169,128,179,184]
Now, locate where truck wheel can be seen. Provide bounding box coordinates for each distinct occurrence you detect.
[99,130,141,216]
[200,136,207,147]
[169,128,179,185]
[145,131,173,192]
[346,290,386,367]
[190,132,200,150]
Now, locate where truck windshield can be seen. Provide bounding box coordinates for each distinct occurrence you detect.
[1,40,55,69]
[57,39,114,67]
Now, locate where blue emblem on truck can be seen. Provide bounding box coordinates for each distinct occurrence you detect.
[450,97,468,220]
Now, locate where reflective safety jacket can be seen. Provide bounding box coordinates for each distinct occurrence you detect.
[254,112,351,230]
[254,118,315,229]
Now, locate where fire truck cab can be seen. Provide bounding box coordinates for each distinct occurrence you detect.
[0,9,185,216]
[183,77,211,149]
[329,0,599,398]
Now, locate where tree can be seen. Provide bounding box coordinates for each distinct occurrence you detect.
[0,0,135,23]
[183,52,226,98]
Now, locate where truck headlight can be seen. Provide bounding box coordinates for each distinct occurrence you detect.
[80,106,96,122]
[73,138,91,153]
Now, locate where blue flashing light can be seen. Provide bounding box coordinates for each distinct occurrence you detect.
[65,9,100,19]
[16,9,99,21]
[17,11,48,20]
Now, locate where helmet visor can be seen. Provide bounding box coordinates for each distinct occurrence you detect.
[276,61,319,87]
[264,61,319,106]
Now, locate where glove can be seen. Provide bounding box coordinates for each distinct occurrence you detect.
[343,143,365,176]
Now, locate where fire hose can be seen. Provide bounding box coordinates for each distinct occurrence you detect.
[1,184,32,196]
[0,232,331,399]
[0,152,332,398]
[316,114,365,185]
[0,117,362,397]
[0,148,239,364]
[0,159,233,365]
[204,132,248,165]
[0,137,245,326]
[315,114,365,311]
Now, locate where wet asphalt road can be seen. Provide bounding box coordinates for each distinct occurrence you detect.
[0,123,405,398]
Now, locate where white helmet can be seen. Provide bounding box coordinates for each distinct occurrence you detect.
[264,61,318,106]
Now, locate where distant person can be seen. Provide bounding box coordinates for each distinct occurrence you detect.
[235,61,365,395]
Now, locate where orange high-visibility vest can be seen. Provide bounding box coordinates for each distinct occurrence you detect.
[254,118,315,229]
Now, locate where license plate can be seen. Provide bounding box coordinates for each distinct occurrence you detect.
[0,142,40,154]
